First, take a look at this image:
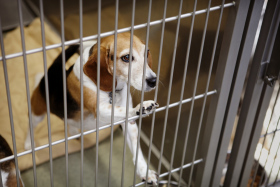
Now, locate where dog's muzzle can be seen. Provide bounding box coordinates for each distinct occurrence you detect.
[146,77,157,88]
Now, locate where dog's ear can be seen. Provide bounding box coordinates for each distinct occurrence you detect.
[83,46,116,92]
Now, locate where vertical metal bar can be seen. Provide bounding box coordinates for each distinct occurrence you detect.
[133,0,152,186]
[184,0,212,186]
[79,0,84,186]
[230,1,280,186]
[121,0,135,186]
[96,0,101,186]
[195,0,251,186]
[251,87,280,187]
[59,0,69,186]
[210,0,265,186]
[108,0,118,186]
[166,0,197,186]
[16,0,37,186]
[157,0,183,180]
[144,0,167,186]
[39,1,54,186]
[0,19,20,187]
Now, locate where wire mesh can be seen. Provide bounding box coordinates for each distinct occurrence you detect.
[252,82,280,186]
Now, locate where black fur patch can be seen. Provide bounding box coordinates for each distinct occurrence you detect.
[0,135,14,171]
[88,44,95,57]
[109,92,113,104]
[39,45,80,119]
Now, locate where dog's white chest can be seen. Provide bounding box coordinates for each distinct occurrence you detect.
[67,87,131,131]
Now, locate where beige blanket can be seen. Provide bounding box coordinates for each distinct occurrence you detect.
[0,18,116,171]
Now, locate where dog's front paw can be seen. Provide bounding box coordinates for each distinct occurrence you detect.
[135,100,159,115]
[140,169,158,186]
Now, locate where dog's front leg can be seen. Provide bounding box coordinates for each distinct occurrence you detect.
[121,121,158,185]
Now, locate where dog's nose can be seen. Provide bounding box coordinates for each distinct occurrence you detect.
[146,77,157,88]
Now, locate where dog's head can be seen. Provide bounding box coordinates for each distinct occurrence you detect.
[83,33,157,92]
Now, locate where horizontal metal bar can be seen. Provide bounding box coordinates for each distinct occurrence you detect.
[0,2,234,61]
[260,128,280,138]
[134,159,203,187]
[0,90,216,164]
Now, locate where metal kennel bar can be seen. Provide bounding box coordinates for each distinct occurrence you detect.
[78,0,85,186]
[167,0,196,185]
[0,91,217,164]
[144,0,167,185]
[59,0,69,186]
[0,2,234,62]
[2,0,273,186]
[210,0,266,186]
[121,0,136,186]
[225,0,280,186]
[132,0,152,186]
[108,0,118,186]
[183,0,224,186]
[17,0,38,186]
[95,0,101,186]
[0,19,21,187]
[134,159,203,187]
[38,0,54,185]
[0,0,229,185]
[195,0,252,186]
[157,0,184,185]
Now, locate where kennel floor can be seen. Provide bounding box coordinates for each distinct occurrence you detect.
[21,128,149,187]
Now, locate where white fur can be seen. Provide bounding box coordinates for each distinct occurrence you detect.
[25,112,45,150]
[1,170,8,187]
[1,169,25,187]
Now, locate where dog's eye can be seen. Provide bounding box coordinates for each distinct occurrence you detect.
[147,49,150,57]
[121,55,134,63]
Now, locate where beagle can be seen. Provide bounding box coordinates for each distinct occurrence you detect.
[1,135,25,187]
[25,33,159,184]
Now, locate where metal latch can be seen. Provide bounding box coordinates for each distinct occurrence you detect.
[261,55,280,87]
[264,75,277,87]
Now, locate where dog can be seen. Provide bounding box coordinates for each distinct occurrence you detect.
[0,135,25,187]
[24,33,159,184]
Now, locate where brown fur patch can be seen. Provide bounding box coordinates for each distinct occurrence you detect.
[6,163,24,187]
[67,71,97,117]
[31,86,46,116]
[83,46,116,92]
